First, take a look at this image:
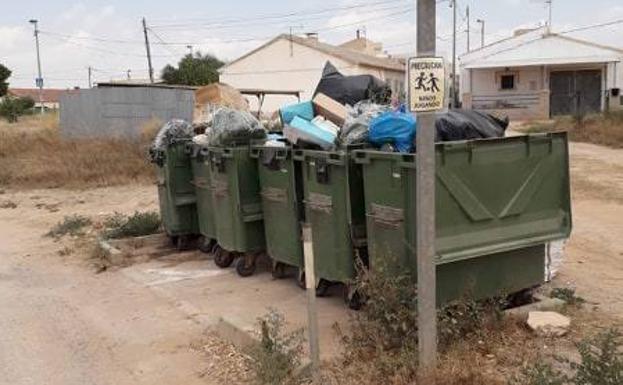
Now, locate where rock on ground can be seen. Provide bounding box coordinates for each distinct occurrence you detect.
[527,311,571,337]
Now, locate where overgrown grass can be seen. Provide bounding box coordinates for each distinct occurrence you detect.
[247,309,305,385]
[551,287,586,307]
[328,263,510,385]
[0,114,160,188]
[516,328,623,385]
[45,214,92,238]
[519,110,623,148]
[102,211,161,239]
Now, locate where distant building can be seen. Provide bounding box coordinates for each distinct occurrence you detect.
[219,33,406,112]
[60,82,194,138]
[460,28,623,120]
[7,88,78,110]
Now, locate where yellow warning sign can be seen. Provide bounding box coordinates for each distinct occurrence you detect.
[407,57,445,112]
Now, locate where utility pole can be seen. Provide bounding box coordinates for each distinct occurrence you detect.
[142,17,154,83]
[415,0,437,375]
[186,45,193,56]
[288,25,304,57]
[450,0,457,108]
[126,69,132,80]
[88,66,92,88]
[29,19,44,115]
[477,18,485,48]
[546,0,553,31]
[466,6,470,52]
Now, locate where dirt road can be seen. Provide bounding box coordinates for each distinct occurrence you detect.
[0,186,235,385]
[0,141,621,384]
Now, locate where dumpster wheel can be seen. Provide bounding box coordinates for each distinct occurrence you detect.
[296,269,306,290]
[213,245,235,268]
[235,253,257,277]
[344,284,364,311]
[271,261,287,279]
[198,236,216,254]
[175,235,194,251]
[315,279,332,297]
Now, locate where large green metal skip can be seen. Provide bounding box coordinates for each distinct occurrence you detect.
[190,144,217,245]
[252,146,304,276]
[209,146,265,276]
[155,140,198,248]
[295,149,367,285]
[353,132,572,304]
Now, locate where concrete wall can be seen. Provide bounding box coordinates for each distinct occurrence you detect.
[60,87,194,138]
[220,38,405,112]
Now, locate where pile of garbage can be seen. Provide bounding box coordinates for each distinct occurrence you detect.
[277,61,508,153]
[152,60,509,158]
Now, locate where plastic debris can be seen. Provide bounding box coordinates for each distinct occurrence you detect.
[340,100,391,146]
[149,119,194,164]
[369,111,417,153]
[314,61,392,105]
[280,101,314,125]
[208,107,267,146]
[435,110,508,141]
[284,116,337,150]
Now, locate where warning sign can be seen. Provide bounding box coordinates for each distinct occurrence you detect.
[407,57,445,112]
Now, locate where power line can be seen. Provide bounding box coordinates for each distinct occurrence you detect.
[557,18,623,35]
[149,0,407,28]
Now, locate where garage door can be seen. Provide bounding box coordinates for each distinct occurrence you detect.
[550,70,602,117]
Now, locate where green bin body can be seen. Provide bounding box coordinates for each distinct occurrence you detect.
[252,146,304,269]
[353,132,572,304]
[155,140,199,237]
[295,149,367,283]
[209,146,265,253]
[190,144,217,241]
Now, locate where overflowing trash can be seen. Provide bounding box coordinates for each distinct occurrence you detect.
[435,110,508,141]
[175,61,509,155]
[149,119,195,164]
[207,107,267,146]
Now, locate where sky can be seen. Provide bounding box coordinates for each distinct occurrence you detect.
[1,0,623,89]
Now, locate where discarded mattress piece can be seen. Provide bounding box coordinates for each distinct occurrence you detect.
[208,107,267,146]
[284,116,337,150]
[313,61,392,106]
[369,111,417,153]
[435,109,508,142]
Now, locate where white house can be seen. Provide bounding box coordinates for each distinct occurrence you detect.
[460,28,623,120]
[219,34,405,113]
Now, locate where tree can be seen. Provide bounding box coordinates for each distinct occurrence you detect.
[0,96,35,123]
[160,52,224,86]
[0,63,11,97]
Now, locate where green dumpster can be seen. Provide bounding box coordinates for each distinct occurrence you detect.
[190,143,218,253]
[294,148,367,305]
[353,132,572,305]
[209,146,265,276]
[251,145,305,282]
[153,140,199,250]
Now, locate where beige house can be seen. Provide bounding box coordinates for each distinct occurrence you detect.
[219,34,405,113]
[460,28,623,120]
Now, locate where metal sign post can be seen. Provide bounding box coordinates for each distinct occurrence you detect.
[302,223,321,383]
[410,0,441,374]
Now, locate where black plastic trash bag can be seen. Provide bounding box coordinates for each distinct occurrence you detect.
[435,110,508,142]
[313,61,392,106]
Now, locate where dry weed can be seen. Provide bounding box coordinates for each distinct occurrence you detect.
[519,111,623,148]
[0,113,156,188]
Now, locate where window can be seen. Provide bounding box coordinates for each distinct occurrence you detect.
[500,74,515,90]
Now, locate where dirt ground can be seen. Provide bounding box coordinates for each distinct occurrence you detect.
[0,141,622,384]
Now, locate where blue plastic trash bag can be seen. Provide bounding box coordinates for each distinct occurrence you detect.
[369,111,417,153]
[279,101,314,125]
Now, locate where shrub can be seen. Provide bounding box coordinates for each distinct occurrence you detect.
[103,211,161,239]
[45,214,92,238]
[247,309,305,385]
[550,287,585,306]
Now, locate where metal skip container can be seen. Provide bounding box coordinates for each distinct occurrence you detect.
[294,148,367,307]
[153,140,199,250]
[190,143,218,253]
[353,133,572,304]
[209,146,265,277]
[251,145,305,282]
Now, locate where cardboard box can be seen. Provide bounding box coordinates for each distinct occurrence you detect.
[313,93,347,127]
